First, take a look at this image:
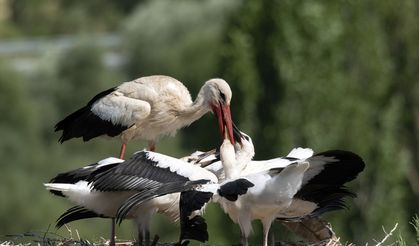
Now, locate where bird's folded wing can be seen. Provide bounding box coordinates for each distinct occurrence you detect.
[91,92,151,127]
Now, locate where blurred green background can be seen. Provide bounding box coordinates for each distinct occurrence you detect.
[0,0,418,245]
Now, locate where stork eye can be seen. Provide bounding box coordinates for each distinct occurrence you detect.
[219,90,226,102]
[244,135,250,141]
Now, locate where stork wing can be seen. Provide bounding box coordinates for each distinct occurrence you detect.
[116,177,254,223]
[90,91,151,127]
[55,87,145,142]
[89,151,218,192]
[291,150,365,217]
[48,157,123,197]
[115,179,211,223]
[302,150,365,186]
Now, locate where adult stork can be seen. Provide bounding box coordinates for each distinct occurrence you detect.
[55,75,235,158]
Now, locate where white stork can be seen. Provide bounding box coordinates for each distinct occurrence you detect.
[55,75,235,158]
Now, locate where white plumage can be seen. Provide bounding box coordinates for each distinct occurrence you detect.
[179,128,364,245]
[55,75,235,158]
[215,138,310,246]
[44,157,181,246]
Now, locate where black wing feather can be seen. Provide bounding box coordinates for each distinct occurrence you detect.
[293,150,365,217]
[217,178,254,202]
[116,180,209,224]
[55,87,129,143]
[47,161,120,197]
[307,150,365,185]
[56,206,106,228]
[90,152,189,192]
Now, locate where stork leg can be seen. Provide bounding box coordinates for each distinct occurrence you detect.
[261,219,273,246]
[144,229,150,246]
[138,228,144,246]
[239,230,248,246]
[119,143,127,159]
[268,229,275,246]
[137,215,152,246]
[109,218,116,246]
[138,228,151,246]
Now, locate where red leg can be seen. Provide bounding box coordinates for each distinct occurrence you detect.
[119,143,126,159]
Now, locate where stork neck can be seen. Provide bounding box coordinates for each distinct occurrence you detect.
[224,163,240,179]
[220,139,240,179]
[178,89,209,123]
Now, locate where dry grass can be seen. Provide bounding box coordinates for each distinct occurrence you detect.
[1,217,416,246]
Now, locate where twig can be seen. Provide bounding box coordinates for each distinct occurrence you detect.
[374,223,398,246]
[64,224,73,240]
[42,224,51,243]
[75,229,80,241]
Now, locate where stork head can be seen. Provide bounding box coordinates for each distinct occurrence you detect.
[221,123,255,178]
[203,78,234,145]
[232,123,255,163]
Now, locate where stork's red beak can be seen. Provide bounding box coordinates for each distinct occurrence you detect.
[212,103,235,145]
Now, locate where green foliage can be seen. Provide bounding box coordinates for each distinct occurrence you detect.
[0,62,46,234]
[123,0,238,84]
[54,42,110,113]
[4,0,141,37]
[396,216,419,246]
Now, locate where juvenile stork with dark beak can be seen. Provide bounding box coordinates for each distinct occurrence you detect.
[55,75,235,158]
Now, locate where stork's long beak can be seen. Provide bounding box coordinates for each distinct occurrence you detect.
[221,104,235,145]
[212,103,235,145]
[232,122,244,145]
